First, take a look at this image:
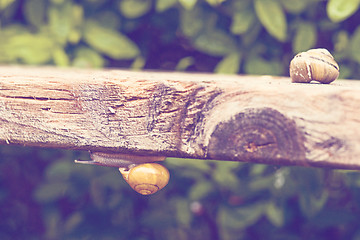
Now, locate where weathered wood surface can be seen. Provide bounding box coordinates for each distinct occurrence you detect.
[0,66,360,169]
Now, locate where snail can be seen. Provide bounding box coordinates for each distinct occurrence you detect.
[119,163,170,195]
[75,152,169,195]
[289,48,339,84]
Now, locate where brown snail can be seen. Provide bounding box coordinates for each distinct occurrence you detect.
[75,152,169,195]
[289,48,339,84]
[119,163,170,195]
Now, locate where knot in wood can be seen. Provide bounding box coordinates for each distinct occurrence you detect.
[207,108,306,165]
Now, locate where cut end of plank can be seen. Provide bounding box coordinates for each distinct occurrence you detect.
[206,107,307,166]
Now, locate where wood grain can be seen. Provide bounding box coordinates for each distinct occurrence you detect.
[1,66,360,169]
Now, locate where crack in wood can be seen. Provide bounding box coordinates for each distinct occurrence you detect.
[1,95,73,101]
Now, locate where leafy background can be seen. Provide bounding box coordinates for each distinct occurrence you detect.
[1,0,360,239]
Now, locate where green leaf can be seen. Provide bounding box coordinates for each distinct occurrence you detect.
[193,30,238,56]
[242,22,262,46]
[281,0,308,14]
[52,47,70,66]
[218,203,266,229]
[299,191,329,218]
[231,10,256,35]
[1,33,54,64]
[45,161,73,181]
[334,30,350,52]
[338,65,352,79]
[118,0,152,19]
[131,56,146,70]
[250,164,268,176]
[189,180,213,200]
[34,182,68,203]
[68,29,81,44]
[156,0,177,12]
[214,53,241,74]
[24,0,45,27]
[174,198,192,226]
[327,0,360,22]
[249,175,274,191]
[175,56,194,71]
[180,7,206,37]
[48,2,80,44]
[64,212,83,233]
[266,202,284,227]
[213,162,240,189]
[206,0,226,6]
[73,47,105,68]
[0,0,15,10]
[179,0,197,10]
[350,26,360,64]
[245,57,283,76]
[292,22,317,53]
[83,20,139,59]
[254,0,287,41]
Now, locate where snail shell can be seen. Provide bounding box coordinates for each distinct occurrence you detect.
[75,152,169,195]
[289,48,339,84]
[119,163,170,195]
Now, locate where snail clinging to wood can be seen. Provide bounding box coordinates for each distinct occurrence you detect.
[119,163,169,195]
[75,152,169,195]
[289,48,339,84]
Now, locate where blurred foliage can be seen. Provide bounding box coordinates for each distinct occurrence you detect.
[1,0,360,239]
[3,147,360,240]
[0,0,360,78]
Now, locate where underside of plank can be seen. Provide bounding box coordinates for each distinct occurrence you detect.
[0,66,360,170]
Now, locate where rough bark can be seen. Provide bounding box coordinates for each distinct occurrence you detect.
[1,66,360,169]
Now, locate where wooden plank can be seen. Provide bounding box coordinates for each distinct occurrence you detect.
[0,66,360,169]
